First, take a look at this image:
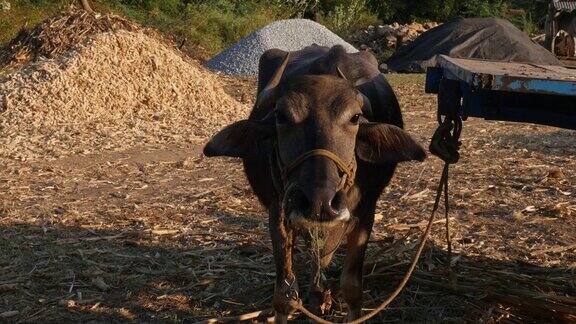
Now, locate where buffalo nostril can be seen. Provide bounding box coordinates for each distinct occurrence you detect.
[322,195,340,219]
[297,187,346,221]
[329,191,345,212]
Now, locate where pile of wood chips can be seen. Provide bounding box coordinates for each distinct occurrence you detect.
[0,13,249,163]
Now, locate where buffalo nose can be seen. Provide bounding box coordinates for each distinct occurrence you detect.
[307,188,345,221]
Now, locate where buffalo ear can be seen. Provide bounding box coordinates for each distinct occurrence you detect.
[356,123,426,163]
[204,120,275,158]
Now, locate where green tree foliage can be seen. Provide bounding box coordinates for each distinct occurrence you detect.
[316,0,379,35]
[365,0,545,36]
[368,0,510,22]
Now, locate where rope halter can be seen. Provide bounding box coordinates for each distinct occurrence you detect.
[274,145,357,193]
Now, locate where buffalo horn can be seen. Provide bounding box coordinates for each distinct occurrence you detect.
[256,52,291,108]
[336,65,348,80]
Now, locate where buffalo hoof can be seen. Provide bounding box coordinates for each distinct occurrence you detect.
[273,280,300,320]
[307,287,333,315]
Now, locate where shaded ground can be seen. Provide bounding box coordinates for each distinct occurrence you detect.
[1,75,575,323]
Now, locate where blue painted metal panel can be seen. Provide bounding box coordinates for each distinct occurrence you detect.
[425,55,576,130]
[492,76,576,96]
[461,86,576,129]
[435,55,576,96]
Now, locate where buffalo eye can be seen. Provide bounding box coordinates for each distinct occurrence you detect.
[350,113,362,125]
[275,110,289,125]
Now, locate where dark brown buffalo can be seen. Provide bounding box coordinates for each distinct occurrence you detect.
[204,45,425,322]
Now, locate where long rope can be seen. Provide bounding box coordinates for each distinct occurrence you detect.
[294,163,450,324]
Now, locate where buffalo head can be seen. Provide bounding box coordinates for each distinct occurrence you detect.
[204,54,425,229]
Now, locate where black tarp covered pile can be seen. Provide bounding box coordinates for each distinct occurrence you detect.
[386,18,560,73]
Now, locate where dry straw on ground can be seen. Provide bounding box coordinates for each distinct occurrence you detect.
[0,9,139,68]
[0,29,249,162]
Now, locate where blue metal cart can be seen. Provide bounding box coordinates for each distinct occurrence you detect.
[425,55,576,130]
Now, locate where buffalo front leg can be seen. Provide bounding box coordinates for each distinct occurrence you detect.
[270,202,298,324]
[340,209,375,321]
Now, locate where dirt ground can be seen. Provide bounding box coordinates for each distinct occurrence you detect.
[1,75,575,323]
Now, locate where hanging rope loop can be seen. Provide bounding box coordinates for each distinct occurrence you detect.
[430,78,463,164]
[429,118,462,164]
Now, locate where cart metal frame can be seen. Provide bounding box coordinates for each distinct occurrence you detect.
[425,55,576,130]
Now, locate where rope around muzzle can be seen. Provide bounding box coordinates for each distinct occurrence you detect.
[275,146,357,193]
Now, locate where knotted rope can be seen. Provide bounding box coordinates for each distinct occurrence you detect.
[279,148,356,193]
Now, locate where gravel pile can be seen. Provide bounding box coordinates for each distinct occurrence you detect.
[0,30,249,162]
[205,19,358,76]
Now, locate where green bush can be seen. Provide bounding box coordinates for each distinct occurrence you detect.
[101,0,290,55]
[317,0,378,36]
[181,2,283,53]
[0,0,70,45]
